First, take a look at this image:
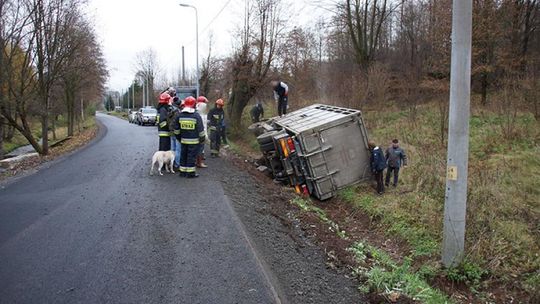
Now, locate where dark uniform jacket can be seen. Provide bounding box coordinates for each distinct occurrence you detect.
[207,107,225,131]
[157,105,172,137]
[173,111,205,145]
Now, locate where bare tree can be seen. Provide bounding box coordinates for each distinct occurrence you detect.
[30,0,84,155]
[342,0,394,66]
[227,0,284,129]
[134,48,160,104]
[0,0,42,155]
[0,0,106,157]
[61,14,107,136]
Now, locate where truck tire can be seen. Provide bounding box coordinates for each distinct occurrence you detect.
[257,130,279,145]
[259,141,276,153]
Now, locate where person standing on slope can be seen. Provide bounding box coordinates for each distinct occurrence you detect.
[271,80,289,117]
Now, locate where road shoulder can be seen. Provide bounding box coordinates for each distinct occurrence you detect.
[211,151,364,304]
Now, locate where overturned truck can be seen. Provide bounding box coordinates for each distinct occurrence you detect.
[253,104,372,200]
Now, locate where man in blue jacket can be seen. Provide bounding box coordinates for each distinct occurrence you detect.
[369,140,387,195]
[385,139,408,187]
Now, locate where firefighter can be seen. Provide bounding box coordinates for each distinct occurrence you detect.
[157,92,172,151]
[207,98,225,157]
[196,96,209,168]
[173,96,205,178]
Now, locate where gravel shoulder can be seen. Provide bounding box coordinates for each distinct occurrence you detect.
[209,150,365,304]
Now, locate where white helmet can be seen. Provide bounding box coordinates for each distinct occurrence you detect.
[167,87,176,96]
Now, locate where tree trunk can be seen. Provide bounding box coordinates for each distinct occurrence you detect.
[5,124,15,141]
[0,116,4,160]
[51,117,57,141]
[67,107,74,137]
[67,91,75,137]
[41,113,49,155]
[480,73,488,106]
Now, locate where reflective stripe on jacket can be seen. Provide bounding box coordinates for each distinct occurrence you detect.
[157,105,172,136]
[173,111,205,145]
[207,107,224,131]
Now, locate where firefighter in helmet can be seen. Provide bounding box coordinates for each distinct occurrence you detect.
[157,92,172,151]
[173,96,205,178]
[207,98,225,157]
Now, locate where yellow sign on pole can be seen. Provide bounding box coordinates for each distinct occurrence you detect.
[447,166,458,181]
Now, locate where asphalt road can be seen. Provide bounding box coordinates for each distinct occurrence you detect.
[0,113,284,304]
[0,113,363,304]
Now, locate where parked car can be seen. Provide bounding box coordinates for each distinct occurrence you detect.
[253,104,371,200]
[136,108,157,126]
[128,109,137,123]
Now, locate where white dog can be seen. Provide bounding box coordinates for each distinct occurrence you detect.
[150,151,175,176]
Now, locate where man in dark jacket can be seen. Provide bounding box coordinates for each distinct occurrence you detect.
[207,99,225,157]
[271,80,288,117]
[385,139,408,187]
[369,140,387,195]
[250,101,264,123]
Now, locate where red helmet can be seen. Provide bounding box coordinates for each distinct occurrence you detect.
[197,96,208,104]
[184,96,196,108]
[216,99,225,106]
[159,92,171,104]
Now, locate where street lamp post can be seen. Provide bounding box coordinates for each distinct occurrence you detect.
[179,3,199,97]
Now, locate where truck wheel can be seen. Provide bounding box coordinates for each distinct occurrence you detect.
[259,141,276,153]
[257,130,279,145]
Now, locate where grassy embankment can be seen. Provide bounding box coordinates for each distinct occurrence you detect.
[342,101,539,300]
[4,112,97,155]
[230,99,539,303]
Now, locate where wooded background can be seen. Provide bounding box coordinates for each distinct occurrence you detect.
[193,0,539,131]
[0,0,108,158]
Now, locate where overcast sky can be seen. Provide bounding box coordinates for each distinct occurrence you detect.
[86,0,328,92]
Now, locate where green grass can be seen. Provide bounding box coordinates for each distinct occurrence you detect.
[352,102,540,296]
[291,197,348,239]
[4,123,42,154]
[230,97,540,300]
[3,115,96,155]
[292,197,450,303]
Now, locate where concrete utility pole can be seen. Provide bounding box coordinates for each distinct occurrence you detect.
[142,78,146,108]
[442,0,473,268]
[180,3,199,97]
[182,45,186,85]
